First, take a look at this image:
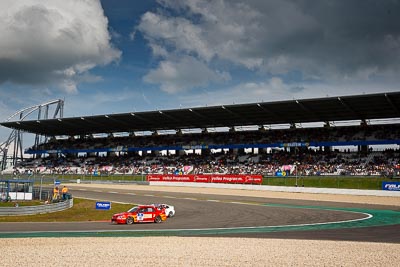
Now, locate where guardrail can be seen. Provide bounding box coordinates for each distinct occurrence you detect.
[0,199,73,216]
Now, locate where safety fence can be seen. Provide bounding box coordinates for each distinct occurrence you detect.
[0,198,73,216]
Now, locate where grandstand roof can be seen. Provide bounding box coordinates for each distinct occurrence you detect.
[1,92,400,136]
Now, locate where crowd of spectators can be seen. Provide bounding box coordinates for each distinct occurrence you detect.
[12,124,400,177]
[14,149,400,177]
[29,123,400,152]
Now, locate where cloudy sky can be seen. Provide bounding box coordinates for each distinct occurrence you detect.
[0,0,400,139]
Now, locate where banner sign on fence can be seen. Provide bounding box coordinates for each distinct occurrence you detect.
[96,201,111,210]
[147,174,262,184]
[382,182,400,191]
[275,171,288,177]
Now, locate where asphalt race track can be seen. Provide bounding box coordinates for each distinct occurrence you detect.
[1,185,399,243]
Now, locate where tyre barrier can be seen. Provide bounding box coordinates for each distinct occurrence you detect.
[0,199,73,216]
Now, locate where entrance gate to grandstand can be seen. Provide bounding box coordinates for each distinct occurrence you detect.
[0,100,64,171]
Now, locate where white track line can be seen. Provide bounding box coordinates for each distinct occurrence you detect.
[71,192,374,233]
[9,212,372,234]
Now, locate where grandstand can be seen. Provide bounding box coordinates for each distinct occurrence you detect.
[1,92,400,177]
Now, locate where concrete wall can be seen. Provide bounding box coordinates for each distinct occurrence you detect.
[149,182,400,197]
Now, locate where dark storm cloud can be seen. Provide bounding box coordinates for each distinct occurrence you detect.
[246,0,400,78]
[141,0,400,85]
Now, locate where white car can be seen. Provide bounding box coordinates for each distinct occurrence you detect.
[153,204,175,218]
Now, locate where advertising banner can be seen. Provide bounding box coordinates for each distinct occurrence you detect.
[147,174,262,184]
[96,201,111,210]
[382,182,400,191]
[275,171,288,177]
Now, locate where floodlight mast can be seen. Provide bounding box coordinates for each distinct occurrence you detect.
[0,99,64,171]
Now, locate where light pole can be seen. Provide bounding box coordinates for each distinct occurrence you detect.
[141,161,146,181]
[39,175,44,201]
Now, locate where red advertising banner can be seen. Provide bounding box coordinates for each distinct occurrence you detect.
[147,174,262,184]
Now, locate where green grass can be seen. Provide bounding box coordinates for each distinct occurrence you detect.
[0,200,43,207]
[262,176,395,190]
[0,198,134,223]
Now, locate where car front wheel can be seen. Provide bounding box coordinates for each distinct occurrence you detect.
[168,211,174,217]
[126,217,134,224]
[154,215,162,223]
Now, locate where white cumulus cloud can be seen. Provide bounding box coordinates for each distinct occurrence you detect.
[144,56,230,93]
[0,0,121,93]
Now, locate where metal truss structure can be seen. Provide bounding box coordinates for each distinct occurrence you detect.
[0,99,64,171]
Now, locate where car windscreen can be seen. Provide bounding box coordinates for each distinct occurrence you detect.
[127,206,139,213]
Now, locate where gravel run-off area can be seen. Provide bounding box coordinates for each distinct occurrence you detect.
[2,184,400,266]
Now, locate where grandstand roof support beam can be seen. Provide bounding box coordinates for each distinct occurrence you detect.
[53,100,64,118]
[337,97,360,119]
[221,106,247,122]
[158,111,180,123]
[295,100,322,121]
[104,115,134,129]
[256,103,280,121]
[384,93,400,116]
[360,119,369,126]
[130,113,149,123]
[188,109,219,127]
[78,118,106,132]
[188,109,207,119]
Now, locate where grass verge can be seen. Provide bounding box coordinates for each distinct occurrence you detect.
[0,198,133,223]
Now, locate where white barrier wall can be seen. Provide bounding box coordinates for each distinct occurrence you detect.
[149,182,400,197]
[8,192,33,201]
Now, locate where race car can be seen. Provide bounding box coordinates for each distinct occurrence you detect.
[111,205,167,224]
[152,204,175,218]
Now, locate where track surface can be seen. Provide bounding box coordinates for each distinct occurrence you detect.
[1,185,399,242]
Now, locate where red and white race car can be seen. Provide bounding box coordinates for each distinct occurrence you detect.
[152,203,175,218]
[111,205,167,224]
